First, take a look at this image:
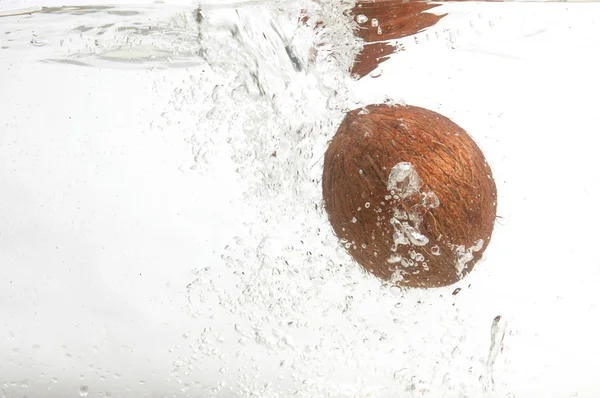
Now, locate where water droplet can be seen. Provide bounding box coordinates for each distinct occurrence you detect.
[377,26,382,35]
[371,18,379,28]
[391,220,429,247]
[356,14,368,24]
[351,217,357,223]
[364,202,370,209]
[389,284,403,295]
[422,191,440,209]
[431,245,440,256]
[387,254,402,264]
[79,385,89,396]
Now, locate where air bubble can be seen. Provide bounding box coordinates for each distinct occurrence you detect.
[431,245,441,256]
[422,191,440,209]
[365,202,370,208]
[356,14,368,24]
[387,162,421,197]
[371,18,379,28]
[387,254,402,264]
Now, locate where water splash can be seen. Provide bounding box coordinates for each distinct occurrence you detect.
[453,239,484,276]
[387,162,421,198]
[387,162,439,265]
[482,315,507,393]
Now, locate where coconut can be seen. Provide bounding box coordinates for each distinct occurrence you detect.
[322,104,497,288]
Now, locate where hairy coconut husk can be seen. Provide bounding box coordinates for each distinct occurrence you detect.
[322,104,497,288]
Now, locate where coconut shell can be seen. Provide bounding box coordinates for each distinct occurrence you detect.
[322,104,497,288]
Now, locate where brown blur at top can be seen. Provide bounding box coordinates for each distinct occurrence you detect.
[351,1,447,78]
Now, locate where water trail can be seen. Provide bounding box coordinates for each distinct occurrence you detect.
[482,315,507,394]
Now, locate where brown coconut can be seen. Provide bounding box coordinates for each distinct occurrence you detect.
[322,104,497,288]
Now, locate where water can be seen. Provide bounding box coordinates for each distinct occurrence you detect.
[2,1,600,397]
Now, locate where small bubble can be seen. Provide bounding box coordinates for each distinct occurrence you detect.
[377,26,382,35]
[231,85,248,102]
[351,217,357,223]
[394,369,407,380]
[371,18,379,27]
[356,14,368,24]
[79,385,89,396]
[431,245,441,256]
[389,285,403,295]
[365,202,370,209]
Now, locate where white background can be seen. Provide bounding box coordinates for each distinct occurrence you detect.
[1,1,600,397]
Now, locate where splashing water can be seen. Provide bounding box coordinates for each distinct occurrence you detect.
[482,315,507,393]
[387,162,422,198]
[453,239,485,276]
[387,162,439,265]
[3,0,566,396]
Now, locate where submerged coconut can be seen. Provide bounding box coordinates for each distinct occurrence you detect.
[322,104,497,288]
